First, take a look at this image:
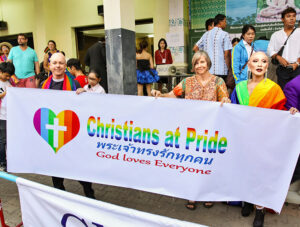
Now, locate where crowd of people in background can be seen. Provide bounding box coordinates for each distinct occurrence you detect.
[0,34,106,197]
[151,6,300,227]
[0,5,299,227]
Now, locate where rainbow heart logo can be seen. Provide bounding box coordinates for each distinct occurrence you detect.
[33,108,80,153]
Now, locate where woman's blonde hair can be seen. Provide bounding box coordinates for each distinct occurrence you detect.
[191,50,212,72]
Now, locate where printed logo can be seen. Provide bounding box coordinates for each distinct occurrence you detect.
[33,108,80,153]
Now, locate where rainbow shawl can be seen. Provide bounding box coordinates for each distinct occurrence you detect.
[231,79,286,110]
[41,73,77,91]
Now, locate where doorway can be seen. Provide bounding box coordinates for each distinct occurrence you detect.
[75,19,154,72]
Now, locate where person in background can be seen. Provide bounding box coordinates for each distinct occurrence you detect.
[136,40,159,96]
[232,25,256,84]
[155,38,173,92]
[0,42,19,86]
[195,14,232,81]
[152,51,230,210]
[85,38,108,93]
[76,70,106,94]
[0,42,12,63]
[43,40,59,74]
[67,58,88,88]
[193,18,214,52]
[267,7,300,89]
[231,38,240,47]
[8,33,40,88]
[0,62,14,172]
[225,37,241,93]
[205,18,215,31]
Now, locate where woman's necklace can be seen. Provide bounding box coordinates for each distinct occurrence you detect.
[159,49,166,63]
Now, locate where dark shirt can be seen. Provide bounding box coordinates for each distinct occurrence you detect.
[137,59,151,71]
[49,80,81,90]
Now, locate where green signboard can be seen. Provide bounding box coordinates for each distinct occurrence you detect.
[191,0,226,29]
[188,0,300,73]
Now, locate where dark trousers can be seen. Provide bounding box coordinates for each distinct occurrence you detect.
[215,74,227,82]
[0,120,6,165]
[52,177,95,198]
[276,65,300,89]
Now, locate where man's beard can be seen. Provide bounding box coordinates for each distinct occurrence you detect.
[19,43,26,46]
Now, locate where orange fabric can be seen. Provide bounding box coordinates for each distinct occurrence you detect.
[173,75,228,101]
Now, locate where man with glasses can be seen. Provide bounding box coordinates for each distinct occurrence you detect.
[8,33,40,88]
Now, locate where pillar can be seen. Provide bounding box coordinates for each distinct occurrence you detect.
[103,0,137,95]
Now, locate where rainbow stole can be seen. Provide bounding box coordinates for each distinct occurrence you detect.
[42,74,76,91]
[236,79,286,109]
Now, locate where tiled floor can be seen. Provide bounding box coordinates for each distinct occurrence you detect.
[0,173,300,227]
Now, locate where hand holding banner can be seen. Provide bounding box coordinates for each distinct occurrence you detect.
[7,88,300,212]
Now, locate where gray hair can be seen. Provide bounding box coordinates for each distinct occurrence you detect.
[191,50,212,72]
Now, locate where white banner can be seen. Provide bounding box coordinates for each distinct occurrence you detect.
[16,177,203,227]
[7,88,300,212]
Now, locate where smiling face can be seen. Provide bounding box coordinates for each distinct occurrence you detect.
[194,56,209,75]
[248,52,269,78]
[1,45,9,55]
[49,53,66,79]
[48,41,56,51]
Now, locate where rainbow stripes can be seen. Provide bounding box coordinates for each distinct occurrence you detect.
[41,74,76,91]
[235,79,286,109]
[33,108,80,153]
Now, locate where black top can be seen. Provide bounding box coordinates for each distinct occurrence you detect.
[49,80,81,90]
[84,41,107,92]
[137,59,150,71]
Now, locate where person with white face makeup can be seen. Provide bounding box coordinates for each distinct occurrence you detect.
[231,51,297,227]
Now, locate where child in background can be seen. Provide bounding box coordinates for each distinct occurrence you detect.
[76,70,106,94]
[0,62,15,171]
[67,58,88,87]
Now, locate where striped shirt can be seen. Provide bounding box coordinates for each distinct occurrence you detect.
[196,27,232,75]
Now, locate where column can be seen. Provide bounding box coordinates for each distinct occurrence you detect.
[103,0,137,95]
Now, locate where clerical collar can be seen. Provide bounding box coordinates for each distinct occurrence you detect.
[52,78,64,82]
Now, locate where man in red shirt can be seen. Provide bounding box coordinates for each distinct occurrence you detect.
[67,58,88,88]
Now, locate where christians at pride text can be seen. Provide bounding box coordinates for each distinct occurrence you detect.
[96,151,211,174]
[87,116,228,154]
